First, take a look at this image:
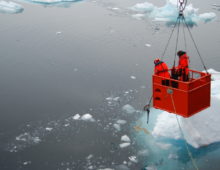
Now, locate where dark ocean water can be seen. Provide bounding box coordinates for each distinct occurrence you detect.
[0,0,219,169]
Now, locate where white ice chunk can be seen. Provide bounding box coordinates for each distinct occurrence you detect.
[116,120,127,125]
[112,7,119,10]
[122,104,136,114]
[64,123,70,127]
[152,69,220,148]
[131,1,216,26]
[128,156,138,163]
[87,154,93,160]
[56,31,62,35]
[132,14,145,20]
[130,76,136,79]
[23,161,31,165]
[119,142,130,148]
[113,123,121,131]
[73,114,81,120]
[145,43,151,47]
[121,135,131,143]
[45,127,53,131]
[81,113,95,122]
[106,96,120,101]
[0,1,23,14]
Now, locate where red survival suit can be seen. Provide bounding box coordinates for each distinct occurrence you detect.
[177,53,189,81]
[154,59,170,78]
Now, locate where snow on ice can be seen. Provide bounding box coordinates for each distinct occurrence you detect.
[131,0,216,26]
[152,69,220,148]
[0,1,23,14]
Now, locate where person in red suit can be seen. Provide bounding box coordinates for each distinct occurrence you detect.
[154,58,170,78]
[177,51,189,81]
[154,58,170,86]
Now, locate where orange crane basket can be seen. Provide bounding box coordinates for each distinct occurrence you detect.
[153,69,211,117]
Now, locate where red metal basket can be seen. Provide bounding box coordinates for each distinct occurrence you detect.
[153,69,211,117]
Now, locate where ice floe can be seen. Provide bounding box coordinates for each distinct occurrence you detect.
[113,123,121,131]
[0,1,23,14]
[23,161,31,165]
[81,113,95,122]
[121,135,131,143]
[56,31,62,35]
[152,69,220,148]
[116,119,127,125]
[128,156,138,163]
[22,0,82,5]
[15,132,41,143]
[145,43,151,47]
[45,127,53,131]
[119,142,130,148]
[72,113,95,122]
[72,113,81,120]
[130,76,136,80]
[131,0,216,26]
[122,104,136,114]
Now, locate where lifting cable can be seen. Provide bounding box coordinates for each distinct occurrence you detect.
[182,21,187,52]
[144,0,208,121]
[170,93,199,170]
[173,16,181,67]
[161,16,180,60]
[182,16,208,73]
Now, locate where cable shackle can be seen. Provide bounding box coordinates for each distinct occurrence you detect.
[178,0,187,14]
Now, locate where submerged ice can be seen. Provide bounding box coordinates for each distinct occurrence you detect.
[131,0,216,26]
[152,69,220,148]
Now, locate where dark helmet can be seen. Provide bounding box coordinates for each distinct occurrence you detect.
[177,50,186,57]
